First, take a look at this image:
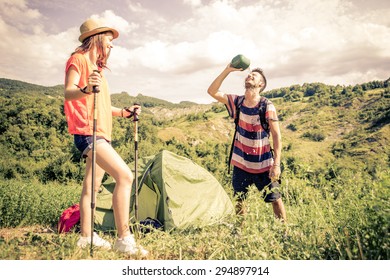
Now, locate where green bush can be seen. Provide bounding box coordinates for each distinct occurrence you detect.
[286,123,297,131]
[0,180,79,228]
[302,130,326,142]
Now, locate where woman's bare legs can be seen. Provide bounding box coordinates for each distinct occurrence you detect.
[79,156,105,237]
[80,142,133,239]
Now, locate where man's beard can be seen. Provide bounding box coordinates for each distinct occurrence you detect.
[245,82,256,90]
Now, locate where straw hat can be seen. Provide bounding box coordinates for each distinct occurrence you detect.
[79,18,119,42]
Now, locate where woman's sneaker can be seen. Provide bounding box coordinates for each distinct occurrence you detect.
[113,235,148,256]
[76,232,111,249]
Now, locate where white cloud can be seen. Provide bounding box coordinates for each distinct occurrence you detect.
[128,2,147,13]
[90,10,139,37]
[0,0,41,32]
[0,0,65,82]
[183,0,202,7]
[0,0,389,103]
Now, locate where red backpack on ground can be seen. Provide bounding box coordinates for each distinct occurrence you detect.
[57,203,80,233]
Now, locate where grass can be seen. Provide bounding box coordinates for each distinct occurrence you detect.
[0,172,388,260]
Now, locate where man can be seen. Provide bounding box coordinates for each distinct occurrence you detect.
[207,63,286,221]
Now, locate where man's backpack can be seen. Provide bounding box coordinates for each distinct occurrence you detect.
[227,96,270,173]
[57,203,80,233]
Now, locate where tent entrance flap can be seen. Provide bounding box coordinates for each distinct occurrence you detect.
[130,161,161,223]
[132,176,160,222]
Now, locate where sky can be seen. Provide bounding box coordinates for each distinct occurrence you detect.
[0,0,389,104]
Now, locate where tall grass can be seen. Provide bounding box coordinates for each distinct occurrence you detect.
[0,179,79,228]
[0,166,388,260]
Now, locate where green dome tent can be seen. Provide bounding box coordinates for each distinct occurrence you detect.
[95,150,234,232]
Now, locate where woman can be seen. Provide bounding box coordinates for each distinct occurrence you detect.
[64,18,147,255]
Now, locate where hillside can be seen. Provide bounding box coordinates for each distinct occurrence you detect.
[0,77,389,183]
[0,77,389,260]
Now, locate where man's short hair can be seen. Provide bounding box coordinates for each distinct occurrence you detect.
[251,68,267,92]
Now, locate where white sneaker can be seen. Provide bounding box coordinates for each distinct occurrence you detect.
[113,235,148,256]
[76,232,111,249]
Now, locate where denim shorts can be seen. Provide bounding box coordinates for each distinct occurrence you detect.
[232,166,281,202]
[74,134,109,158]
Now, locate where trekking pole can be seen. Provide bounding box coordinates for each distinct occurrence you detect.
[133,103,140,223]
[90,70,100,257]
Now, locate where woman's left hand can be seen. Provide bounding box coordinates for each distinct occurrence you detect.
[123,105,141,118]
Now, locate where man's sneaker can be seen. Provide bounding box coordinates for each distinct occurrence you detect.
[76,232,111,249]
[113,235,148,256]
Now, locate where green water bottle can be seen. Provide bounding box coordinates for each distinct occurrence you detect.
[231,54,250,70]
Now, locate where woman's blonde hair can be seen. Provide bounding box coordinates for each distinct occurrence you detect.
[72,32,112,69]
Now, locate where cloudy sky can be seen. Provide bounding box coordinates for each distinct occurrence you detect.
[1,0,389,103]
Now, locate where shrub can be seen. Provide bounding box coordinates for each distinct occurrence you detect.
[302,130,326,142]
[0,180,79,228]
[286,123,297,131]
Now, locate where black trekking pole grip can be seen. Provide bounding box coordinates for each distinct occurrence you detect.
[133,102,140,122]
[92,70,101,93]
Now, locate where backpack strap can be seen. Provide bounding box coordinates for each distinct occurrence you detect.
[259,97,275,157]
[234,96,245,126]
[259,97,269,135]
[227,96,245,174]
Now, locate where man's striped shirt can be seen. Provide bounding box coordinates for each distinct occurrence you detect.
[226,94,278,174]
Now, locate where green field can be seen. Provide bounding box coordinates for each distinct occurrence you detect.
[0,78,389,260]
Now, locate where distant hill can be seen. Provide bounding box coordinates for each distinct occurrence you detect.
[0,78,204,109]
[0,78,63,98]
[0,77,389,183]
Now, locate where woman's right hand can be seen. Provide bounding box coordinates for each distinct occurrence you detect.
[87,70,102,93]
